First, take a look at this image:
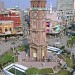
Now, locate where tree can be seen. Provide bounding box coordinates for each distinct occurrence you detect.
[67,36,75,55]
[18,45,25,52]
[67,36,75,67]
[67,36,75,53]
[39,68,53,75]
[0,62,3,70]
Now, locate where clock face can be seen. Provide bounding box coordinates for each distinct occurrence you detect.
[33,11,38,18]
[34,13,37,17]
[42,13,45,16]
[42,12,45,18]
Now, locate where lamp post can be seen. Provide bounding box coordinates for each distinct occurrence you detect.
[13,47,16,75]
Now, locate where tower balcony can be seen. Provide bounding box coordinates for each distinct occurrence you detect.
[42,8,46,10]
[32,28,37,32]
[30,7,46,10]
[30,28,37,32]
[30,28,45,32]
[30,8,38,10]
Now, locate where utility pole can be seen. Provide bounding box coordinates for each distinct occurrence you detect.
[12,43,16,75]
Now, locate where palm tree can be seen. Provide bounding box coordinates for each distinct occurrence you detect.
[0,61,3,75]
[67,36,75,68]
[67,36,75,48]
[0,63,3,70]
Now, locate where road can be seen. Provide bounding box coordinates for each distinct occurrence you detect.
[47,33,75,55]
[0,32,75,56]
[0,37,22,55]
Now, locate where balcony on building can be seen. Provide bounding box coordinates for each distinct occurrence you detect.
[46,22,50,27]
[45,29,50,34]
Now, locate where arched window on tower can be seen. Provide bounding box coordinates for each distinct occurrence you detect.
[33,4,34,7]
[37,4,39,8]
[41,5,42,8]
[0,27,2,33]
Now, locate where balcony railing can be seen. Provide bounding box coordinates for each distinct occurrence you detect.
[32,8,39,10]
[30,7,46,10]
[45,29,50,33]
[46,22,50,27]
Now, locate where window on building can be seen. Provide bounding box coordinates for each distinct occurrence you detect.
[37,4,39,7]
[33,20,37,29]
[33,5,34,7]
[4,14,8,17]
[9,28,11,31]
[0,18,2,20]
[62,12,63,14]
[0,23,2,25]
[16,22,19,24]
[67,12,69,14]
[67,16,69,18]
[2,15,3,16]
[0,27,2,32]
[5,28,8,31]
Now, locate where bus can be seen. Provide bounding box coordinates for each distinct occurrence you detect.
[47,46,62,54]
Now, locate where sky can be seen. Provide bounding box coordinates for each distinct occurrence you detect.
[0,0,57,9]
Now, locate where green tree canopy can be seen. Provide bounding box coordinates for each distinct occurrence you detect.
[67,36,75,48]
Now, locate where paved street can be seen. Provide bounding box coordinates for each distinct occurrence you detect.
[47,34,69,47]
[0,37,23,55]
[18,51,66,69]
[0,32,74,56]
[47,33,75,54]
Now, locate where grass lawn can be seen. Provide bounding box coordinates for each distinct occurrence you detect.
[9,68,25,75]
[58,54,72,67]
[25,67,39,75]
[25,68,54,75]
[53,69,70,75]
[17,45,25,52]
[62,54,72,67]
[25,68,70,75]
[39,68,54,74]
[17,44,29,52]
[0,50,18,67]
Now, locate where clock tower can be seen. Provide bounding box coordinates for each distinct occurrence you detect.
[30,0,47,61]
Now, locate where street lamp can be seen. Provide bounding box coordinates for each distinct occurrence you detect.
[13,47,16,75]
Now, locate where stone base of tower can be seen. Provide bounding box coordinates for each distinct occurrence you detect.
[30,44,47,61]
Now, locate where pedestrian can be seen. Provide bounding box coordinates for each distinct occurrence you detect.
[42,62,45,66]
[57,39,58,41]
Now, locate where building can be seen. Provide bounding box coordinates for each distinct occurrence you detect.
[0,10,10,20]
[30,0,47,61]
[74,0,75,10]
[0,21,14,34]
[57,0,74,25]
[0,8,23,36]
[3,63,28,75]
[7,7,21,27]
[46,10,62,34]
[0,7,21,27]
